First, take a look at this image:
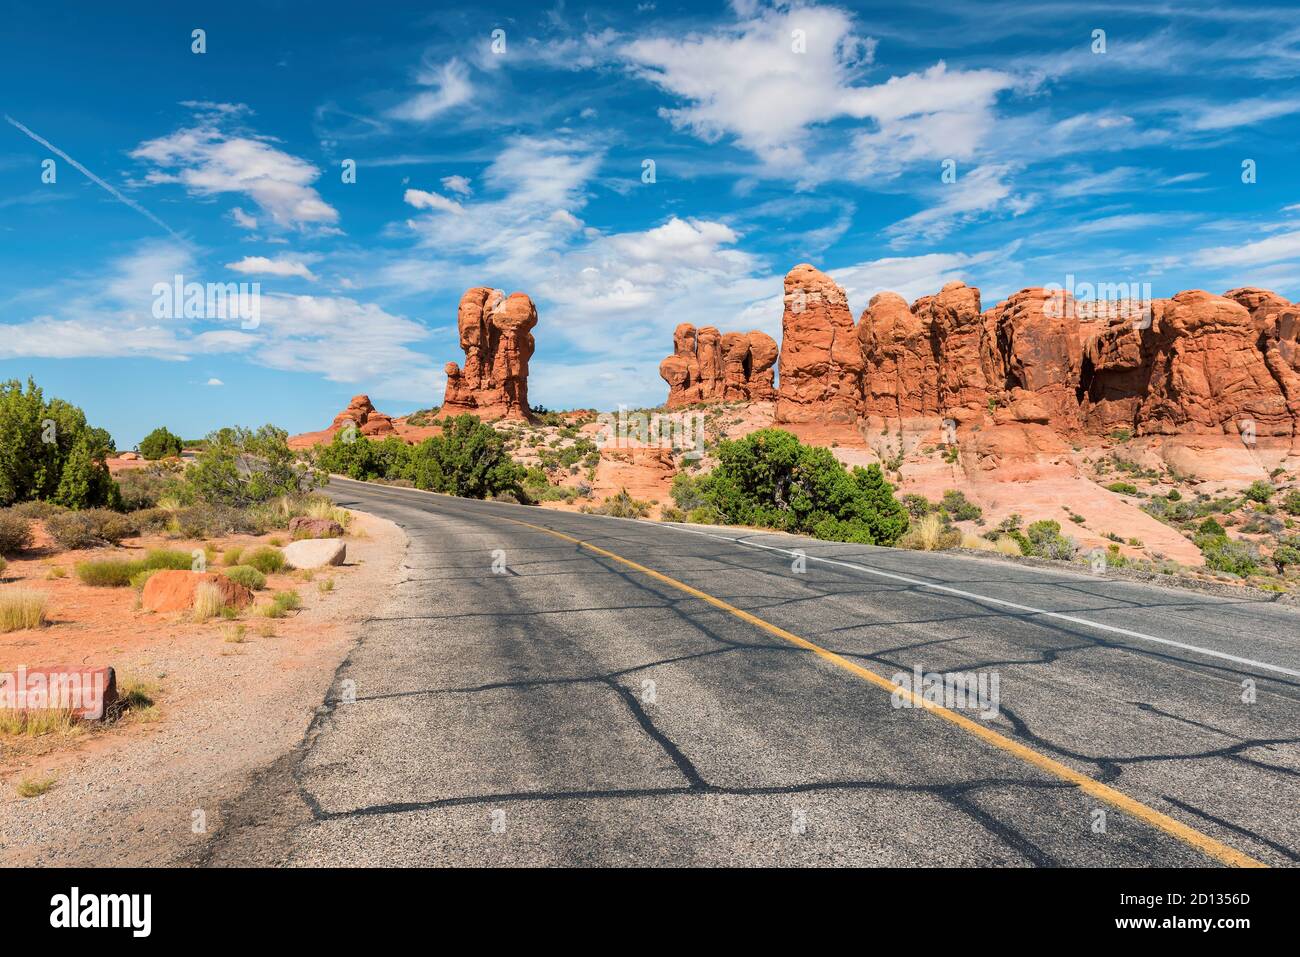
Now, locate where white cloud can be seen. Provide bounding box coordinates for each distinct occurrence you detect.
[230,206,258,229]
[441,174,472,196]
[387,58,473,122]
[622,4,1014,179]
[131,114,339,230]
[884,164,1033,246]
[225,255,317,280]
[1192,230,1300,268]
[206,377,224,386]
[403,188,463,214]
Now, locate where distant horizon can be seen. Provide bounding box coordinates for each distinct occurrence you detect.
[4,0,1298,448]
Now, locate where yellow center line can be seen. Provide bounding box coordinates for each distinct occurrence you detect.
[502,516,1266,869]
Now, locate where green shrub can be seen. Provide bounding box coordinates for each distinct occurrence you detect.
[1269,544,1299,574]
[75,559,138,587]
[940,490,982,522]
[114,466,188,511]
[1244,480,1274,504]
[901,494,932,519]
[186,425,321,507]
[140,549,195,571]
[255,589,301,618]
[138,426,183,460]
[659,506,686,523]
[0,510,33,555]
[1196,534,1258,576]
[686,506,719,525]
[1197,517,1226,538]
[131,507,174,533]
[1106,482,1140,495]
[1024,519,1076,560]
[46,509,136,549]
[223,565,267,590]
[223,546,244,566]
[689,429,908,545]
[129,568,161,591]
[585,489,651,518]
[243,546,287,574]
[1281,490,1300,516]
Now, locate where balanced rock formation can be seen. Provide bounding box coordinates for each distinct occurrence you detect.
[776,264,863,423]
[660,324,777,407]
[442,287,537,420]
[331,394,395,438]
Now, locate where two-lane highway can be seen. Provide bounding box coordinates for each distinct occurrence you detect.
[206,478,1300,866]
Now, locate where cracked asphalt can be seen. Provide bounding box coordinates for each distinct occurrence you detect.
[204,478,1300,867]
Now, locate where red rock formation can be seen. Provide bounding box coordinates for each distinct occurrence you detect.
[660,324,777,407]
[776,264,863,423]
[987,288,1085,430]
[331,394,395,438]
[857,291,940,419]
[911,281,990,420]
[442,287,537,420]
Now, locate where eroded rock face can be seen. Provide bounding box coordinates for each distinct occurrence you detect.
[442,287,537,420]
[857,291,940,419]
[776,264,863,422]
[987,288,1084,430]
[331,395,395,438]
[912,281,990,419]
[660,324,777,407]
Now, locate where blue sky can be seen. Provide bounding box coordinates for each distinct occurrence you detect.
[2,0,1299,448]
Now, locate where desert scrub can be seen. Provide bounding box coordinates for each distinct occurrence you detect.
[44,565,67,580]
[899,513,960,551]
[223,565,267,591]
[46,509,136,549]
[0,510,33,555]
[584,488,652,519]
[0,706,82,737]
[223,624,248,644]
[305,496,352,529]
[1106,482,1140,495]
[255,589,301,618]
[0,587,48,632]
[77,548,195,587]
[192,582,226,621]
[317,578,335,594]
[993,535,1023,556]
[242,545,287,574]
[112,675,160,722]
[16,775,56,798]
[222,546,244,566]
[129,568,160,591]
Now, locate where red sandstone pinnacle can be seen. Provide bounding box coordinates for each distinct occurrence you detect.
[659,324,777,407]
[330,394,396,438]
[442,287,537,420]
[776,264,862,423]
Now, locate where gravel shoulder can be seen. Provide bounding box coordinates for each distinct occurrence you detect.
[0,509,406,867]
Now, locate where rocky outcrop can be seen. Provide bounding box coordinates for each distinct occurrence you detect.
[912,281,992,421]
[857,292,941,419]
[660,324,777,407]
[331,394,395,438]
[442,287,537,420]
[776,264,863,423]
[987,288,1084,430]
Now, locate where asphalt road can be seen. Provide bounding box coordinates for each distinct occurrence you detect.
[206,478,1300,867]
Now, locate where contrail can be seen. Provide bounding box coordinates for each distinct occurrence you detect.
[4,114,188,243]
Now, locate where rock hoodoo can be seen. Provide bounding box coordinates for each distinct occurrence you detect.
[659,324,777,407]
[442,286,537,421]
[776,263,864,423]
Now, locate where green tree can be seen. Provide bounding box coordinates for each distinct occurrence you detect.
[693,428,909,545]
[187,425,320,506]
[138,426,183,460]
[404,415,524,499]
[1270,544,1299,575]
[0,378,117,508]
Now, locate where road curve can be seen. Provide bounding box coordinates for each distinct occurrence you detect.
[207,478,1300,867]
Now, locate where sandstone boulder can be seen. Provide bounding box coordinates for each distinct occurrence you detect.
[442,287,537,420]
[289,516,344,540]
[857,291,940,419]
[142,571,253,613]
[283,538,346,569]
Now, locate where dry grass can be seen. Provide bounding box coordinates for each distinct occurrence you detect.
[0,587,48,632]
[994,535,1023,556]
[905,514,946,551]
[192,581,225,622]
[223,624,248,644]
[115,674,160,723]
[16,775,55,798]
[0,707,83,737]
[961,531,995,551]
[306,498,353,529]
[317,578,335,594]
